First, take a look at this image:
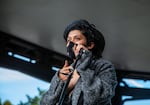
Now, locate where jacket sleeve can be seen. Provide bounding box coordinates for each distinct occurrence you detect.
[40,72,64,105]
[75,51,118,104]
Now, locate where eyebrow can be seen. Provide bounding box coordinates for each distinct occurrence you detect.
[67,34,80,39]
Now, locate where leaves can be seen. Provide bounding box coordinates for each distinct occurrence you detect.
[0,88,45,105]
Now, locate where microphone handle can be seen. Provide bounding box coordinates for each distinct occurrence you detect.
[76,48,84,60]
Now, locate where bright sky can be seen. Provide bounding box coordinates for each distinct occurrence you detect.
[0,67,49,105]
[0,67,150,105]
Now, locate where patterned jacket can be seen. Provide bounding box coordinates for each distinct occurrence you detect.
[40,51,118,105]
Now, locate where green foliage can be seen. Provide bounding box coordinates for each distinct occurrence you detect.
[0,88,45,105]
[3,100,12,105]
[0,99,2,105]
[0,100,12,105]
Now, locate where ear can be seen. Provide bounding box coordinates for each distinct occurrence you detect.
[87,42,95,50]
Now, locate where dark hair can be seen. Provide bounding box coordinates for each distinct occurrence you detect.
[63,19,105,58]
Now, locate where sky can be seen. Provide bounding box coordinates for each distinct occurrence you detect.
[0,67,150,105]
[0,67,49,105]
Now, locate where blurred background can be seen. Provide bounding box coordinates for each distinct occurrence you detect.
[0,0,150,105]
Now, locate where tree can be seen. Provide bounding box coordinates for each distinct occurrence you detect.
[0,88,45,105]
[18,88,45,105]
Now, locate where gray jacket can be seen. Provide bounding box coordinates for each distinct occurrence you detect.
[40,51,117,105]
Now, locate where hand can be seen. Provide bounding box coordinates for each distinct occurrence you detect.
[68,69,80,94]
[73,43,88,57]
[58,60,73,81]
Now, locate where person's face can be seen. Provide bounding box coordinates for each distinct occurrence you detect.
[66,30,95,57]
[67,30,87,46]
[66,30,89,57]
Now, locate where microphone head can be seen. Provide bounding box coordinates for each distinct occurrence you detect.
[67,41,76,63]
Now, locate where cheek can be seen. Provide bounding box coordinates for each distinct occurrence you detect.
[80,40,87,46]
[75,39,87,45]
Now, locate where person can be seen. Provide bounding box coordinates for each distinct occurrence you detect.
[40,19,118,105]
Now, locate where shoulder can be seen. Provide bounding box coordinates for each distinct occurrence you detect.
[91,58,115,70]
[93,57,113,65]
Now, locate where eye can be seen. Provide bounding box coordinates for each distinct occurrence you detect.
[75,37,81,41]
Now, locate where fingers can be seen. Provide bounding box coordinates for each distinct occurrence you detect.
[73,44,88,57]
[63,60,69,67]
[59,66,72,81]
[60,67,71,74]
[59,60,72,81]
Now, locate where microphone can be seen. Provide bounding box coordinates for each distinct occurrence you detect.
[71,48,86,69]
[76,48,84,59]
[67,41,75,64]
[67,41,86,64]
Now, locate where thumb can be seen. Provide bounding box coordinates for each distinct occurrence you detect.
[63,60,69,67]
